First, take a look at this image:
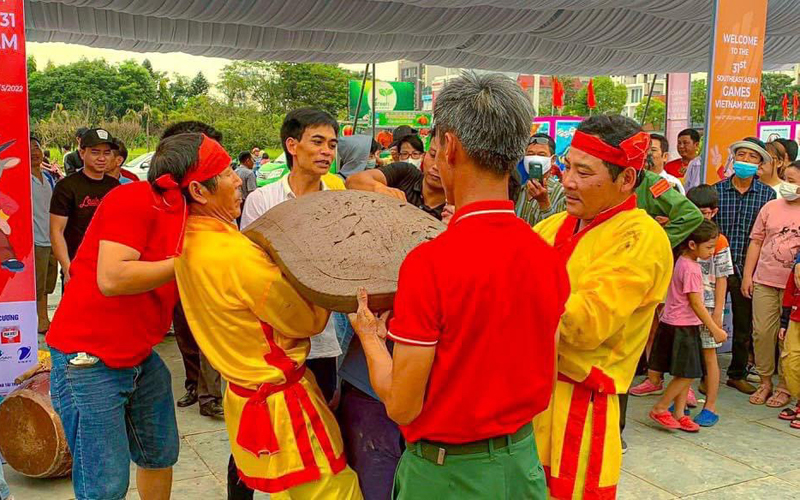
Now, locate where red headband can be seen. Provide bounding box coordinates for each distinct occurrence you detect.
[154,134,231,192]
[152,134,232,256]
[570,130,650,170]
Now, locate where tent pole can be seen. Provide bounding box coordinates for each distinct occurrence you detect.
[640,73,658,127]
[353,63,370,131]
[372,63,377,139]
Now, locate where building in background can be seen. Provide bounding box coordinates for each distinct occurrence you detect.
[611,74,666,119]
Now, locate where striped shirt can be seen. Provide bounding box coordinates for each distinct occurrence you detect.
[516,177,566,226]
[714,177,776,276]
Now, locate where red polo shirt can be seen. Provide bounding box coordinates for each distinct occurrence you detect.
[388,200,570,444]
[664,158,690,178]
[46,182,183,368]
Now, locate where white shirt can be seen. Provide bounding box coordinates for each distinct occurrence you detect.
[239,174,341,359]
[659,170,686,195]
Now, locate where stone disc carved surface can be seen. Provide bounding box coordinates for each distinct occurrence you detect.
[243,190,446,313]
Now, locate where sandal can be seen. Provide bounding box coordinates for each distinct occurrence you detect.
[748,384,772,405]
[779,405,800,421]
[766,388,792,408]
[791,417,800,430]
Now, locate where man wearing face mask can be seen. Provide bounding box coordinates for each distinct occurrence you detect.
[714,137,776,394]
[516,133,566,226]
[346,129,446,220]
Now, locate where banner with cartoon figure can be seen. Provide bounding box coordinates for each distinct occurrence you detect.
[0,0,36,395]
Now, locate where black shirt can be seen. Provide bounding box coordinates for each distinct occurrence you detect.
[379,162,445,220]
[63,151,84,175]
[50,171,120,258]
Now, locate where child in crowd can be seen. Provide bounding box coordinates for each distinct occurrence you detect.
[649,220,728,432]
[742,163,800,408]
[685,185,735,426]
[780,251,800,427]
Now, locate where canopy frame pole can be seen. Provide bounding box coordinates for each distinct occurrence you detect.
[640,73,658,127]
[352,63,370,131]
[372,63,377,138]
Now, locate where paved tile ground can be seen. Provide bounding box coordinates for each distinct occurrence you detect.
[3,294,800,498]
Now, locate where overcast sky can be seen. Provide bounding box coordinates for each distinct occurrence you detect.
[27,42,400,83]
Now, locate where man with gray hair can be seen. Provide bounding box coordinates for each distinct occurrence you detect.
[349,72,568,499]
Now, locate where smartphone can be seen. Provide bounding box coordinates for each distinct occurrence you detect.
[528,161,544,183]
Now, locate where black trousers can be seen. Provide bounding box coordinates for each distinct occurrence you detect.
[306,356,338,403]
[727,274,753,380]
[228,454,254,500]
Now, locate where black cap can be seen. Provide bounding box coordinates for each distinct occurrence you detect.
[389,125,419,148]
[80,128,118,149]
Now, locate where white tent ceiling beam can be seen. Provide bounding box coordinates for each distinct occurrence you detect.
[25,0,800,75]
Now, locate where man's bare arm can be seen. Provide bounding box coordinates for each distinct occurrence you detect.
[97,240,174,296]
[350,289,434,425]
[346,169,407,201]
[50,214,71,280]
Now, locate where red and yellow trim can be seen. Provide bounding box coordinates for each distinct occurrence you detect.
[229,322,347,493]
[544,373,618,500]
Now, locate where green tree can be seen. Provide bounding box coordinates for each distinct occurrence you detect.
[761,72,795,121]
[116,60,158,112]
[189,72,210,97]
[216,61,355,117]
[635,98,666,131]
[690,79,707,126]
[565,76,627,116]
[167,74,192,110]
[27,55,36,77]
[27,58,159,121]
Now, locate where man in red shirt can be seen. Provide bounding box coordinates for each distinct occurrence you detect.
[46,128,232,500]
[350,73,569,499]
[664,128,700,179]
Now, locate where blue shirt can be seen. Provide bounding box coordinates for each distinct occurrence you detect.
[714,177,776,276]
[334,312,392,400]
[31,170,55,246]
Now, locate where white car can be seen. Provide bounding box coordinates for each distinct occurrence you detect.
[124,152,155,181]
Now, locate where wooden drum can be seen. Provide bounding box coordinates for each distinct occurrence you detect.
[0,371,72,478]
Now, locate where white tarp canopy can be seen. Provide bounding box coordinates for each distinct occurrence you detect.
[24,0,800,74]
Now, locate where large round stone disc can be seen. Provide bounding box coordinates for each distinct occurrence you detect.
[243,190,446,312]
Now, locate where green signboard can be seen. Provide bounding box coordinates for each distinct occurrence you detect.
[349,80,415,120]
[376,111,432,128]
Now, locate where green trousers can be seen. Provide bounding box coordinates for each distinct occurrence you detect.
[393,432,546,499]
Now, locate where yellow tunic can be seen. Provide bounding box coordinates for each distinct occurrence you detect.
[533,205,672,500]
[175,216,361,498]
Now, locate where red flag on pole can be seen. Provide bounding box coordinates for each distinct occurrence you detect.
[793,91,799,119]
[587,78,597,110]
[552,77,564,109]
[782,93,789,120]
[759,93,766,118]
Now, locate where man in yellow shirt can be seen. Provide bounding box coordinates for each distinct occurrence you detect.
[533,115,673,499]
[173,129,361,498]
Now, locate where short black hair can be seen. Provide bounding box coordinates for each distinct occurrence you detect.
[678,128,701,143]
[30,135,41,147]
[778,138,799,161]
[75,127,89,139]
[576,114,645,185]
[686,184,719,210]
[397,135,425,154]
[238,151,252,163]
[678,219,719,253]
[370,139,381,155]
[280,108,339,168]
[148,133,216,196]
[786,161,800,174]
[529,133,556,156]
[161,121,223,142]
[650,133,669,154]
[113,139,128,163]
